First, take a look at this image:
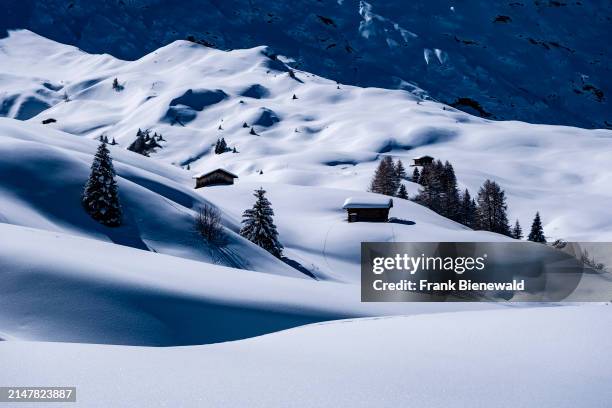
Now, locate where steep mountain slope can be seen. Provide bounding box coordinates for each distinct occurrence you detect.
[1,0,610,128]
[1,30,611,243]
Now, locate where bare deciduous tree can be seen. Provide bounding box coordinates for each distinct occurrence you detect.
[195,204,226,247]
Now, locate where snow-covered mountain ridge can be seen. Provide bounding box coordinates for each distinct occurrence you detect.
[1,0,610,128]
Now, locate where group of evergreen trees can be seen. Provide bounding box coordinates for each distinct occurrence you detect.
[128,129,164,156]
[214,138,237,154]
[369,156,547,242]
[369,156,408,198]
[413,160,462,222]
[214,137,228,154]
[214,138,238,154]
[98,135,117,145]
[509,213,546,242]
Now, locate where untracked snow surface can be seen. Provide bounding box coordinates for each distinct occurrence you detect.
[1,305,611,407]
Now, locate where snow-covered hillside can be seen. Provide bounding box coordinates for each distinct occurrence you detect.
[0,222,508,345]
[1,0,610,128]
[0,117,304,277]
[1,30,611,243]
[2,305,611,407]
[0,114,512,284]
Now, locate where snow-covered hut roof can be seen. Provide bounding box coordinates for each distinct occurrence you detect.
[342,197,393,209]
[412,155,434,160]
[192,168,239,179]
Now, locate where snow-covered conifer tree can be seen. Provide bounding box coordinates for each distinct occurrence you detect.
[82,141,122,227]
[240,188,283,258]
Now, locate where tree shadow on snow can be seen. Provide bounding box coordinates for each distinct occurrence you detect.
[389,217,416,226]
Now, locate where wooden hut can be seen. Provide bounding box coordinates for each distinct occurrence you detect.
[193,168,238,189]
[342,197,393,223]
[411,155,434,167]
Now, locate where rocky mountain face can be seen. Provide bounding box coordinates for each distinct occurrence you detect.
[1,0,610,128]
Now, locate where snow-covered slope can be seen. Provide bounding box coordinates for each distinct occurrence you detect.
[0,117,302,277]
[0,115,510,282]
[1,1,610,128]
[2,305,610,407]
[0,222,505,345]
[1,30,610,242]
[203,183,512,282]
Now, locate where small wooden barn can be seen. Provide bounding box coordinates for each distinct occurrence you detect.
[342,197,393,223]
[193,168,238,189]
[412,155,434,167]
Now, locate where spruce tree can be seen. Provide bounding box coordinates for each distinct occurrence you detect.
[369,156,398,196]
[397,184,408,199]
[412,167,420,184]
[214,138,227,154]
[128,129,155,156]
[240,188,283,258]
[82,141,122,227]
[459,189,477,229]
[476,179,511,236]
[414,162,443,213]
[441,161,460,221]
[511,219,523,240]
[527,212,546,243]
[395,160,407,181]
